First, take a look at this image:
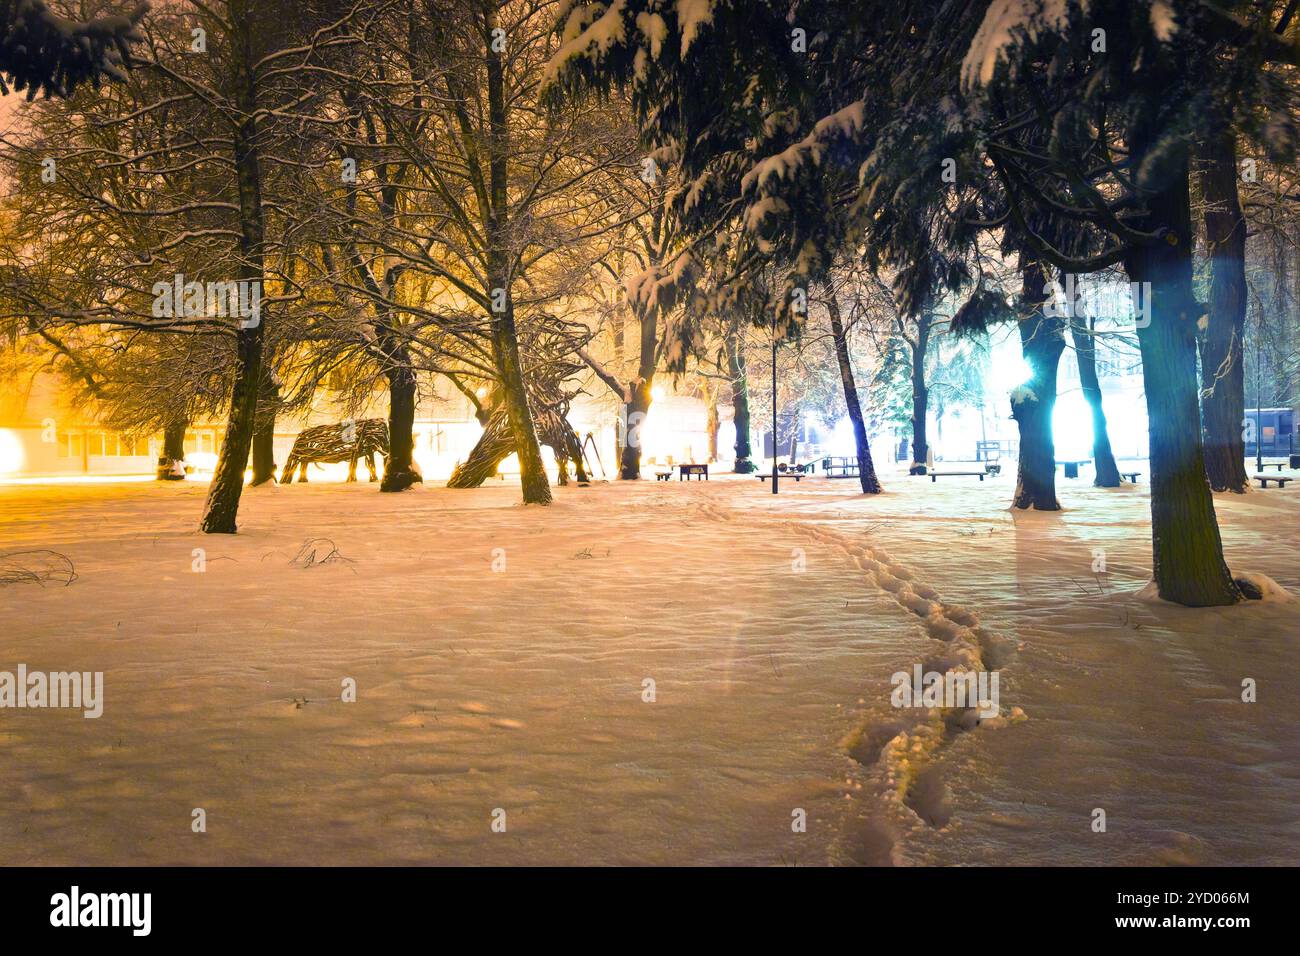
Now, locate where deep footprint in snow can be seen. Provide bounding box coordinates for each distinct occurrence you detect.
[903,765,954,829]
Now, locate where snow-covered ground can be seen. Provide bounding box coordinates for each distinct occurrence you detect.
[0,466,1296,865]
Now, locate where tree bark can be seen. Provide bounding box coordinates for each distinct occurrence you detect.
[726,322,755,473]
[907,313,932,474]
[619,379,652,479]
[201,5,266,534]
[1198,129,1249,493]
[249,372,279,486]
[1069,316,1122,486]
[249,384,277,487]
[825,281,882,493]
[381,357,422,492]
[1011,262,1066,510]
[706,388,719,462]
[159,417,187,478]
[484,15,550,505]
[1123,149,1240,606]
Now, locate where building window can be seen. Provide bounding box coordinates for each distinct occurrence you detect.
[60,432,83,459]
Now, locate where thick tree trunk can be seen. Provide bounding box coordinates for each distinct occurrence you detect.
[249,376,278,486]
[158,418,187,479]
[1011,263,1066,510]
[201,9,265,534]
[727,325,755,473]
[1069,316,1122,486]
[488,308,551,504]
[908,314,932,474]
[1123,151,1240,606]
[381,358,422,492]
[250,409,276,486]
[619,380,651,479]
[826,281,882,493]
[706,389,719,462]
[1198,129,1249,493]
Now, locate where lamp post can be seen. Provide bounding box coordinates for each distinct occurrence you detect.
[771,333,779,494]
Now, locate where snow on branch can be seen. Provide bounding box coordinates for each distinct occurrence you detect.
[961,0,1080,89]
[0,0,148,99]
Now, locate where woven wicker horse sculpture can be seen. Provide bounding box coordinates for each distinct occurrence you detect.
[280,418,389,483]
[447,385,587,488]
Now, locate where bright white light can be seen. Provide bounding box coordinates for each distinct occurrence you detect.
[0,430,26,474]
[829,416,858,456]
[1052,393,1095,460]
[187,451,218,473]
[651,385,665,402]
[997,356,1035,392]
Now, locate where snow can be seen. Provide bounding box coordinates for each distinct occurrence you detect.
[962,0,1080,88]
[2,464,1298,864]
[740,102,866,196]
[1139,571,1295,604]
[543,0,629,87]
[1232,571,1294,602]
[1010,384,1038,405]
[1150,0,1178,42]
[676,0,717,56]
[634,11,668,59]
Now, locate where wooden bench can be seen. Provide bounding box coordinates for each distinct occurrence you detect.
[1258,461,1287,472]
[654,470,672,482]
[1121,471,1141,483]
[757,472,802,483]
[678,463,708,481]
[929,471,988,482]
[1254,474,1292,489]
[1057,459,1091,479]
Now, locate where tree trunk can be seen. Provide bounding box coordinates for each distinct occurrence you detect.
[1069,315,1122,486]
[1011,263,1066,509]
[1123,150,1240,606]
[1198,129,1249,493]
[619,379,651,479]
[249,374,279,486]
[908,314,932,474]
[159,418,187,479]
[825,281,882,493]
[485,17,550,505]
[201,7,266,534]
[249,403,276,486]
[706,389,719,462]
[381,357,422,492]
[727,323,755,473]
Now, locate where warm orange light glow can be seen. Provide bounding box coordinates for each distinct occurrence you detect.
[0,429,26,475]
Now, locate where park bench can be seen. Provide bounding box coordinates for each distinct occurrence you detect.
[929,471,988,482]
[1254,474,1292,489]
[1258,461,1287,472]
[1121,471,1141,483]
[655,470,672,482]
[678,463,708,481]
[756,472,802,483]
[1057,459,1091,479]
[820,456,860,479]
